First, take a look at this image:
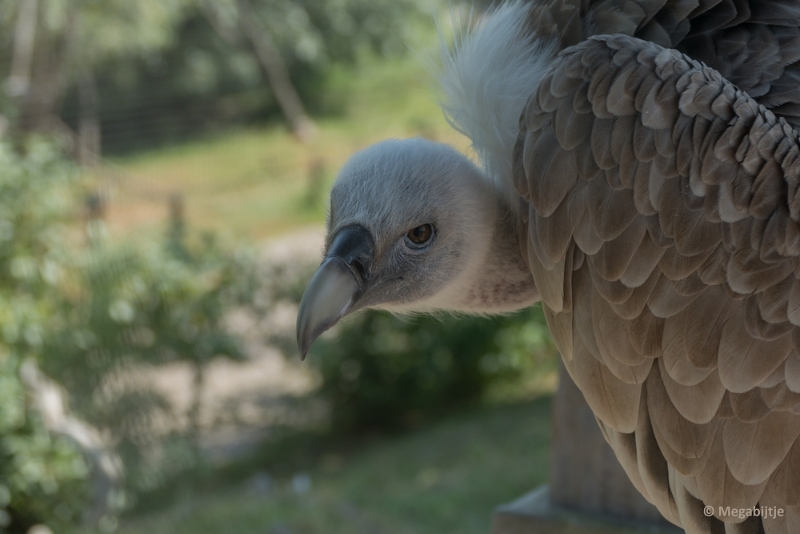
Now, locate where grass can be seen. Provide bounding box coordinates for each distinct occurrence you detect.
[97,53,471,242]
[89,397,551,534]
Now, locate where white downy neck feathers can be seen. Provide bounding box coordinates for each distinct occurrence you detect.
[438,1,557,211]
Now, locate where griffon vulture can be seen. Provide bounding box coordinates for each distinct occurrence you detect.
[296,1,800,532]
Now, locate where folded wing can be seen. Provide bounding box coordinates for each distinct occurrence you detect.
[514,34,800,533]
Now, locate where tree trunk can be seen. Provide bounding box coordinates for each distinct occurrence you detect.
[6,0,39,99]
[235,0,317,143]
[77,69,101,166]
[188,361,205,451]
[14,5,77,134]
[549,361,664,521]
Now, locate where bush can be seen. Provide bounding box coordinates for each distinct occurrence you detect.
[0,138,263,528]
[0,372,90,532]
[0,140,91,533]
[40,219,260,509]
[309,307,556,433]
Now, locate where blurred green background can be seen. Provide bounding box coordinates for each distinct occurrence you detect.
[0,1,557,533]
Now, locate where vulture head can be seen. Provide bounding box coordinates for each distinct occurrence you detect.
[297,138,539,358]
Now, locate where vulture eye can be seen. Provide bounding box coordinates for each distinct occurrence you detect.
[406,224,434,247]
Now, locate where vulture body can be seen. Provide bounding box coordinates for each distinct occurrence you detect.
[297,1,800,532]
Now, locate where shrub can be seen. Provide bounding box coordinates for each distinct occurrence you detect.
[0,138,262,527]
[40,220,260,508]
[0,140,91,532]
[309,306,556,433]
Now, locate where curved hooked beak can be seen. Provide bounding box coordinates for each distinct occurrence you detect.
[296,226,374,359]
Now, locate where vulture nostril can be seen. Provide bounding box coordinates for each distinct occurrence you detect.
[327,225,374,285]
[350,259,368,282]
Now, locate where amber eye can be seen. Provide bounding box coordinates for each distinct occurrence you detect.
[406,224,434,246]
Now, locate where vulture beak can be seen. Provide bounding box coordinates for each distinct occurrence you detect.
[296,226,374,360]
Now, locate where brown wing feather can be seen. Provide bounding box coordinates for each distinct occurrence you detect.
[515,33,800,532]
[526,0,800,133]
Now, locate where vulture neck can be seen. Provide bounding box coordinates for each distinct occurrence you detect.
[432,188,539,314]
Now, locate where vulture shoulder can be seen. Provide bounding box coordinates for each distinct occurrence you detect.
[525,0,800,131]
[514,32,800,533]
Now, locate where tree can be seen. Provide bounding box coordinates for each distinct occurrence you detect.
[0,0,189,157]
[200,0,317,142]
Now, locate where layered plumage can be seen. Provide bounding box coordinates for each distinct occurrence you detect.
[298,1,800,532]
[440,1,800,532]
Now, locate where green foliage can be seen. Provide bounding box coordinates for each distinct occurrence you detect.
[0,139,90,533]
[43,234,253,402]
[73,0,190,64]
[248,0,433,65]
[0,137,263,528]
[39,220,260,506]
[309,307,556,433]
[0,0,190,65]
[0,140,73,306]
[0,390,91,532]
[51,0,439,152]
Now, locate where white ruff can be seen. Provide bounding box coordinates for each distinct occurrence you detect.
[438,1,556,211]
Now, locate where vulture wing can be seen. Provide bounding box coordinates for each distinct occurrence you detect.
[524,0,800,132]
[514,25,800,534]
